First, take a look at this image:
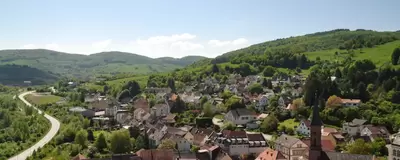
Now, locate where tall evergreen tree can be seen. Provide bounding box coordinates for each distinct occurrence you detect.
[391,48,400,65]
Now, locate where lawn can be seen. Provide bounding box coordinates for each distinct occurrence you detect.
[279,118,299,130]
[304,40,400,67]
[25,94,63,105]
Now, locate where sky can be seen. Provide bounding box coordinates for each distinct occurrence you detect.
[1,0,399,58]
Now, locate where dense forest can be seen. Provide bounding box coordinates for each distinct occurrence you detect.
[0,94,50,159]
[0,64,58,85]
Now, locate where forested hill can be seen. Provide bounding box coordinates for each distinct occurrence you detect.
[211,29,400,65]
[0,49,207,78]
[0,64,59,85]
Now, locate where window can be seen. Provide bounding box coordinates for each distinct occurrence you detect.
[297,144,302,148]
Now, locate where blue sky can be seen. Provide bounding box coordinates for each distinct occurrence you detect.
[1,0,399,58]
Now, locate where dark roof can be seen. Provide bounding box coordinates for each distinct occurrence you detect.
[246,133,265,141]
[302,120,311,128]
[321,151,375,160]
[197,128,214,136]
[364,125,389,135]
[222,130,247,138]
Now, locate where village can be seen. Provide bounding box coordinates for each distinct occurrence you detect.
[61,72,400,160]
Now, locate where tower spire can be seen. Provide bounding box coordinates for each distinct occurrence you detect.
[311,91,323,126]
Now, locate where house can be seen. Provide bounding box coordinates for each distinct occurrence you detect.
[341,99,361,107]
[278,96,292,108]
[360,125,391,143]
[224,108,257,125]
[151,104,170,117]
[321,127,343,147]
[342,118,367,136]
[247,133,269,154]
[136,149,174,160]
[256,148,286,160]
[256,94,273,112]
[275,134,308,160]
[133,98,149,109]
[386,134,400,160]
[296,120,311,136]
[69,107,95,118]
[145,87,172,94]
[162,114,177,125]
[214,130,268,156]
[115,109,131,125]
[134,108,151,122]
[196,145,224,160]
[168,135,191,153]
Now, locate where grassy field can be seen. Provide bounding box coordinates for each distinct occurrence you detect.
[25,94,63,105]
[304,40,400,66]
[278,118,299,130]
[214,114,224,119]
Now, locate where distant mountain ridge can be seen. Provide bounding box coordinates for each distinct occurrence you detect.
[0,49,207,79]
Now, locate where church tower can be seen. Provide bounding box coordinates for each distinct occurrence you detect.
[309,93,323,160]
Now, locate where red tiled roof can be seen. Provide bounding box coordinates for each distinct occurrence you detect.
[302,120,311,128]
[256,148,285,160]
[302,139,335,152]
[136,149,174,160]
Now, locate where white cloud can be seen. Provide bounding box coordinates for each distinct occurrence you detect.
[129,33,204,58]
[232,38,248,45]
[208,40,231,47]
[22,44,37,49]
[45,43,60,50]
[136,33,196,46]
[170,41,204,51]
[92,39,112,51]
[208,38,248,47]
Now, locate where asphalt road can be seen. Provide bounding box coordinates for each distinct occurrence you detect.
[8,91,61,160]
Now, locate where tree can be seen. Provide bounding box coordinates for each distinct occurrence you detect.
[212,64,219,73]
[118,89,131,101]
[291,98,304,111]
[200,96,208,105]
[220,90,233,101]
[248,83,263,94]
[110,129,132,153]
[334,68,342,79]
[135,135,146,150]
[263,66,276,77]
[325,95,342,109]
[260,114,279,133]
[223,122,236,130]
[103,85,109,93]
[75,129,88,148]
[357,82,369,102]
[122,80,141,98]
[158,139,176,149]
[225,96,245,111]
[202,102,214,117]
[128,126,141,138]
[95,132,107,152]
[391,47,400,65]
[191,145,200,153]
[346,139,373,155]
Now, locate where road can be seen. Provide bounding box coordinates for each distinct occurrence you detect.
[8,91,61,160]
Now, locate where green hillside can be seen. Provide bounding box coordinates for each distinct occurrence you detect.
[213,29,400,64]
[0,64,58,85]
[0,49,206,78]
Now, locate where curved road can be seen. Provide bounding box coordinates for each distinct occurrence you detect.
[8,91,61,160]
